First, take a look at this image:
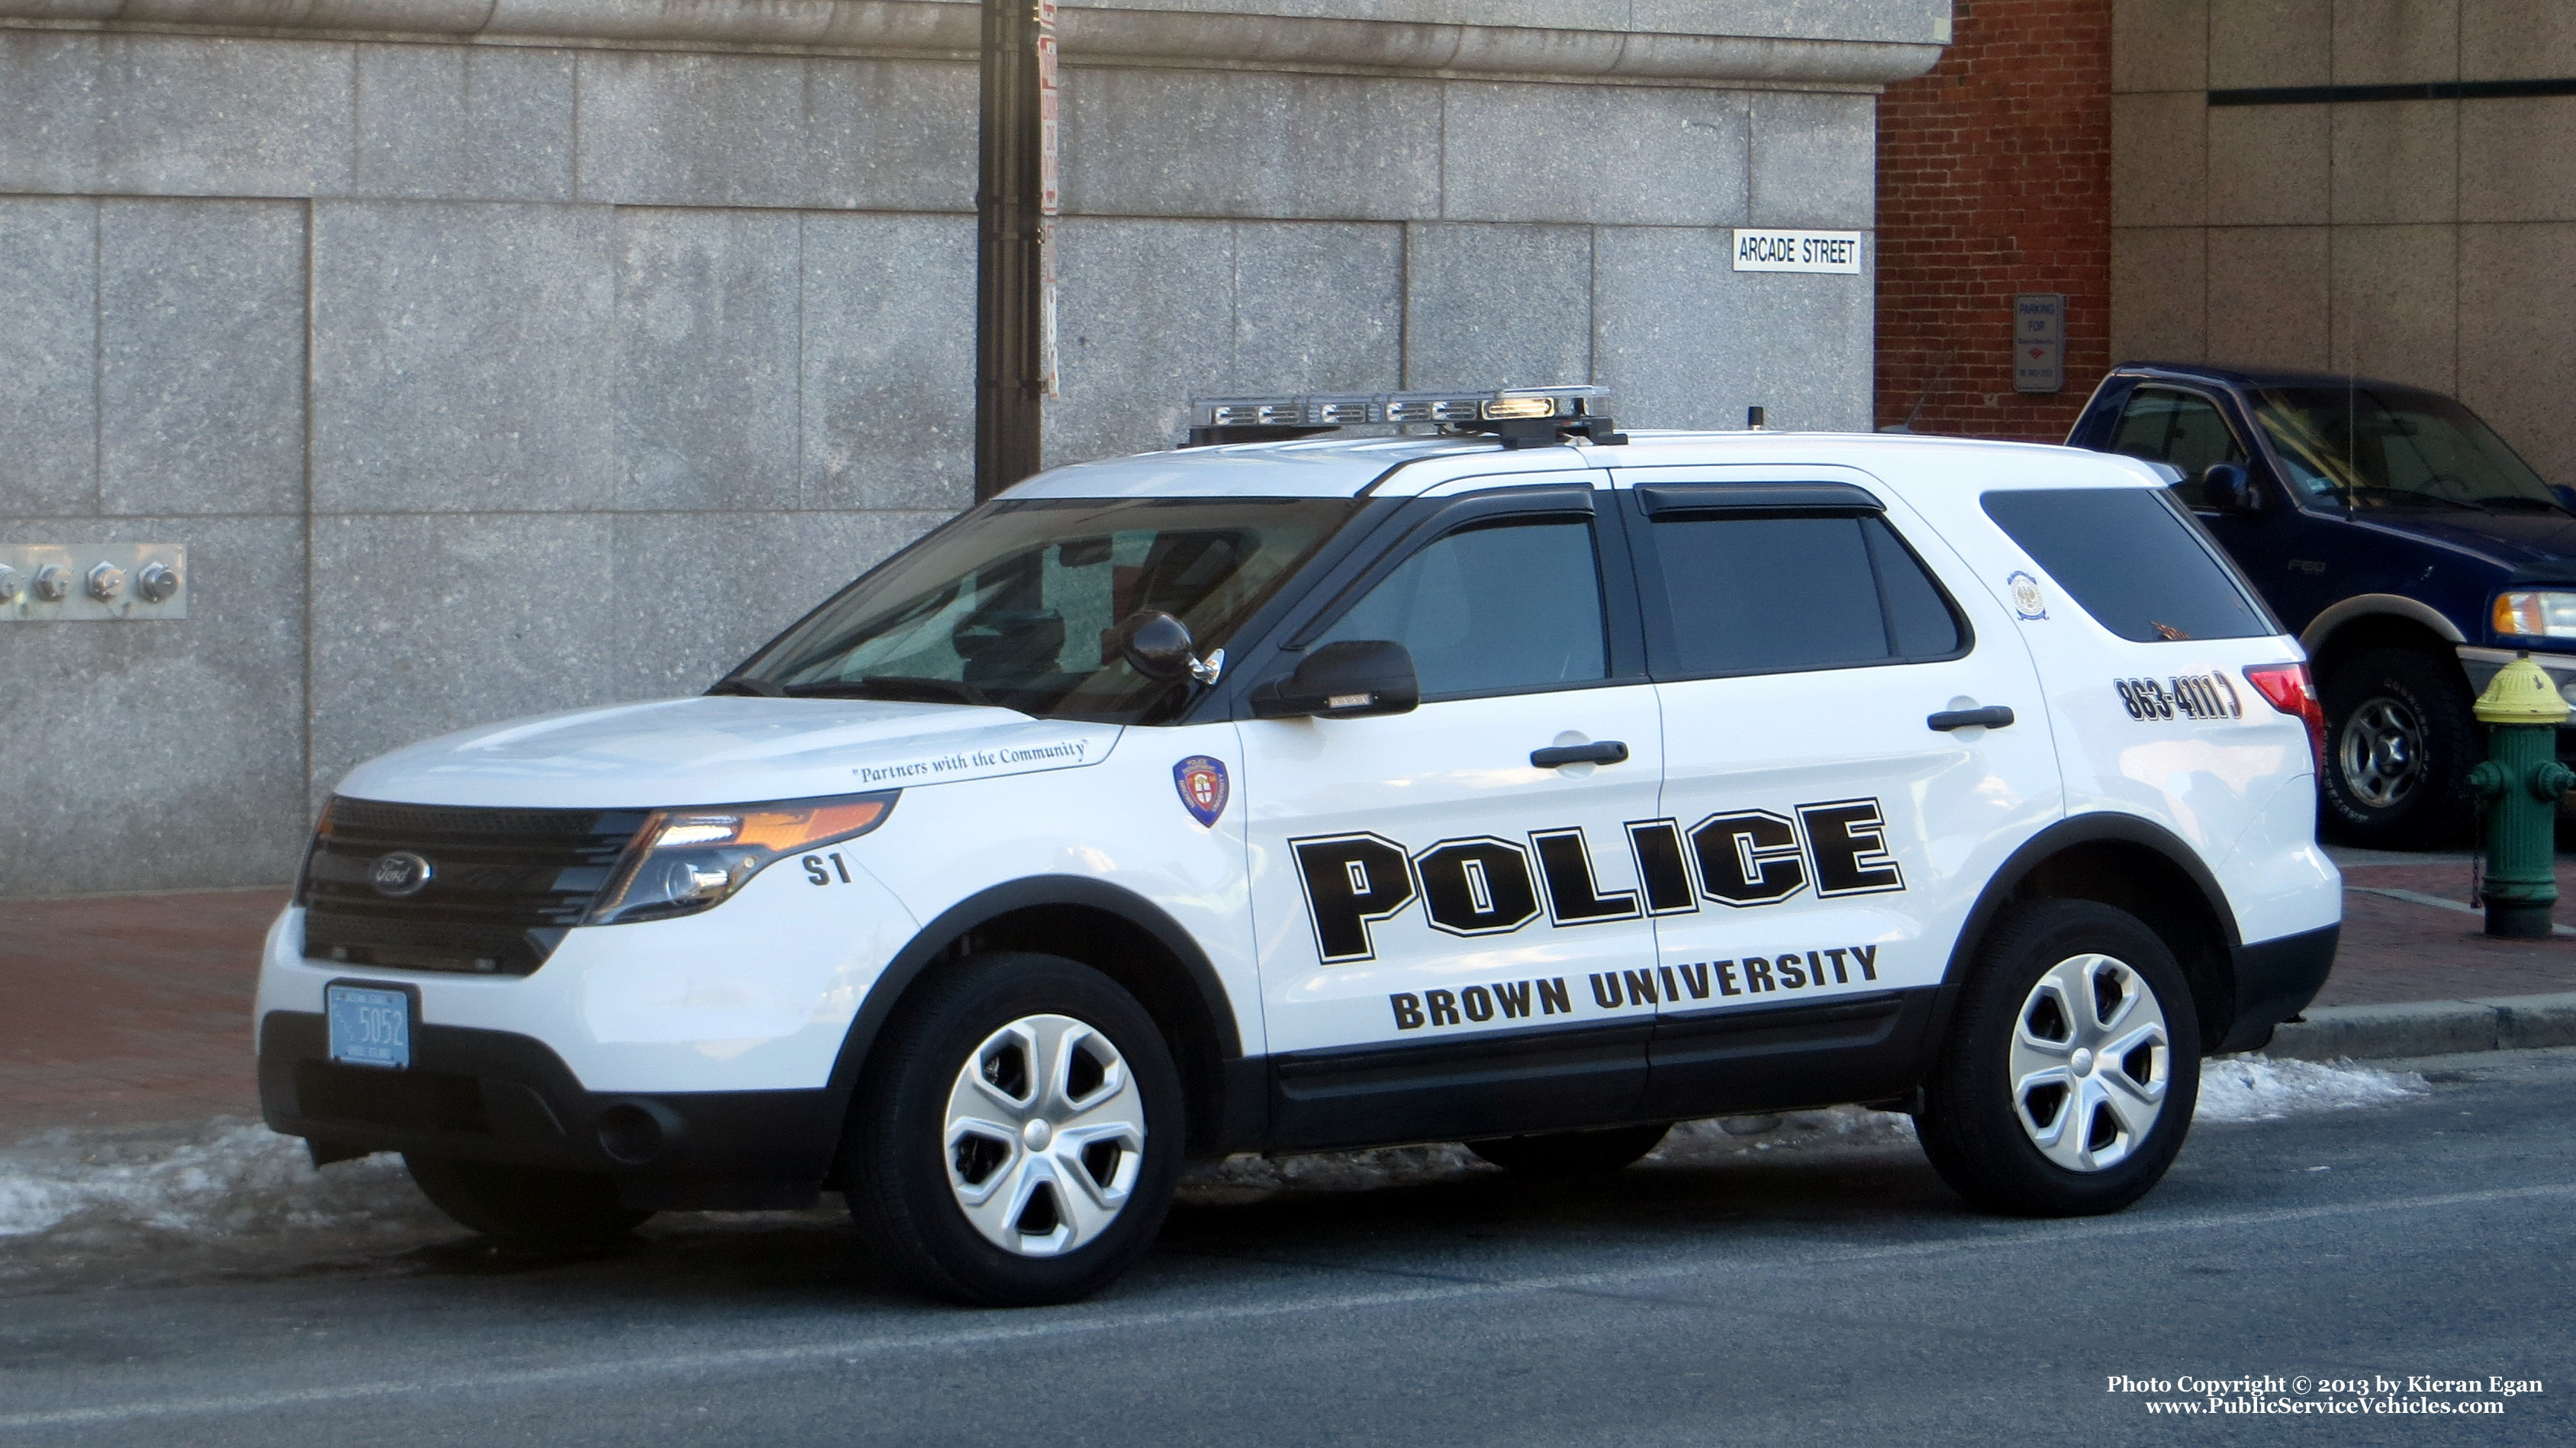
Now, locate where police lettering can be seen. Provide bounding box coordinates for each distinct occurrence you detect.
[1293,797,1905,962]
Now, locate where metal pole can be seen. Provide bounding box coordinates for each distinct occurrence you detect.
[975,0,1045,500]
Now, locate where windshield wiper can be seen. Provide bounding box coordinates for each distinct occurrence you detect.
[705,674,784,698]
[783,676,995,707]
[2346,486,2486,513]
[2475,496,2576,516]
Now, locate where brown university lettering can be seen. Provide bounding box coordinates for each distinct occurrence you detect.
[1389,944,1884,1031]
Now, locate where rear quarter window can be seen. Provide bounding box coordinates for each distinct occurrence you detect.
[1980,487,2275,642]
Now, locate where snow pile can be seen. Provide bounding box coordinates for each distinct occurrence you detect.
[0,1057,2430,1254]
[1650,1106,1917,1163]
[1179,1107,1918,1200]
[0,1120,438,1243]
[1182,1141,1490,1198]
[2194,1055,2426,1123]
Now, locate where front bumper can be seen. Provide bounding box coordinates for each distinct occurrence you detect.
[2458,645,2576,708]
[258,1012,849,1210]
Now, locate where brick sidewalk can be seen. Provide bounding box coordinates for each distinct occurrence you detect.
[6,858,2574,1141]
[0,888,282,1137]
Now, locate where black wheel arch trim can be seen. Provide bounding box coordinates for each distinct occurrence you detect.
[1946,813,2243,980]
[826,874,1255,1150]
[1937,813,2249,1053]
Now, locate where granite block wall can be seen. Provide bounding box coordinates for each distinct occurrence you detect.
[0,2,1941,895]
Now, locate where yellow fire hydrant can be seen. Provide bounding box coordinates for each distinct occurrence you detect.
[2468,655,2575,938]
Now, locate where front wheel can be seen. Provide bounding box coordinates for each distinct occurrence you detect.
[1915,899,2200,1217]
[2318,647,2479,848]
[844,951,1184,1307]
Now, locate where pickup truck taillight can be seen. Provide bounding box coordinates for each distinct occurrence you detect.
[2243,663,2325,774]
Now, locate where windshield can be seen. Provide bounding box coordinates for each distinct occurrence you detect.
[734,496,1364,723]
[2250,385,2560,513]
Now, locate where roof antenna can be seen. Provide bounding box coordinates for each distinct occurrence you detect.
[1881,355,1949,433]
[1747,406,1766,430]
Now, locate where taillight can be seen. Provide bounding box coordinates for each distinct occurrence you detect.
[2243,663,2325,774]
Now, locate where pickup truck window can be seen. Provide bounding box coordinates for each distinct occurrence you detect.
[1982,487,2272,643]
[2107,387,2247,508]
[2252,385,2563,513]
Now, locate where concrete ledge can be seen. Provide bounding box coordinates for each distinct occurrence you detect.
[0,0,1945,84]
[2266,992,2576,1061]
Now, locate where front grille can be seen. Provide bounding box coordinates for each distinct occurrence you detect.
[300,799,646,976]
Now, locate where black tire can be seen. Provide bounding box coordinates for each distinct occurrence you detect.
[2318,646,2480,849]
[1916,899,2201,1218]
[1467,1123,1671,1177]
[403,1155,652,1252]
[844,951,1184,1307]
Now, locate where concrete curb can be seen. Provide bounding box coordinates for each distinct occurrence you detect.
[2265,991,2576,1062]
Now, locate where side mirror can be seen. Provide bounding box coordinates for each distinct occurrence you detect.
[1249,640,1421,719]
[1111,610,1223,686]
[2200,462,2259,514]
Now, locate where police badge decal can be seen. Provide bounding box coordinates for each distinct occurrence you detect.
[1174,755,1230,827]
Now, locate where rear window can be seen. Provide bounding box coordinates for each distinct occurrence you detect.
[1980,487,2274,642]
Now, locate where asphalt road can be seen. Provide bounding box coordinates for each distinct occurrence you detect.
[4,1051,2571,1446]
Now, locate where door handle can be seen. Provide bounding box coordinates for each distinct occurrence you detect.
[1927,706,2015,732]
[1531,740,1630,768]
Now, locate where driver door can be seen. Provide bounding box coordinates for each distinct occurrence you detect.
[1238,484,1666,1150]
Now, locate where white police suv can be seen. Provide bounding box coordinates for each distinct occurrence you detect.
[258,388,2341,1305]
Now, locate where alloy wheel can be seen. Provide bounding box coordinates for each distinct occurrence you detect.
[2337,694,2426,809]
[942,1013,1145,1257]
[2007,954,2171,1172]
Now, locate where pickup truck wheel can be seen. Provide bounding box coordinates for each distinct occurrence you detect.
[845,951,1183,1307]
[1467,1123,1670,1176]
[1915,899,2200,1218]
[2319,647,2479,848]
[403,1156,652,1252]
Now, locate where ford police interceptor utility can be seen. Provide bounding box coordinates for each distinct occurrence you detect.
[257,387,2342,1305]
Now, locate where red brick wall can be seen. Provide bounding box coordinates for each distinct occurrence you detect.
[1876,0,2113,442]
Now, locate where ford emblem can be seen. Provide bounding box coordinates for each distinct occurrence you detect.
[369,851,435,899]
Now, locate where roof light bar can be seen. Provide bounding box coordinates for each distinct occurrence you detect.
[1184,386,1625,449]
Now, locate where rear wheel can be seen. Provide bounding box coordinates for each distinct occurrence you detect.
[403,1156,652,1252]
[1916,899,2199,1217]
[1467,1123,1670,1176]
[2319,646,2479,848]
[845,951,1183,1307]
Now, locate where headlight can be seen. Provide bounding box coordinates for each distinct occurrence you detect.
[2494,591,2576,639]
[587,791,897,926]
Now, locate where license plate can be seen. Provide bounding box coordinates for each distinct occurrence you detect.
[327,983,411,1070]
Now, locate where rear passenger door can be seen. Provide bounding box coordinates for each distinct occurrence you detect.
[1611,468,2062,1118]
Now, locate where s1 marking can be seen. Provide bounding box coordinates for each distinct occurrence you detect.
[2115,672,2241,722]
[802,852,855,885]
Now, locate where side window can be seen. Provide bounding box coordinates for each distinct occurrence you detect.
[1316,516,1607,699]
[1641,513,1964,678]
[2107,388,2249,507]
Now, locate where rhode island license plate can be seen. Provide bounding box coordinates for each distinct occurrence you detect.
[327,983,411,1070]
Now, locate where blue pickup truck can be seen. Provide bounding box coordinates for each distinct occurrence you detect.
[2067,364,2576,848]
